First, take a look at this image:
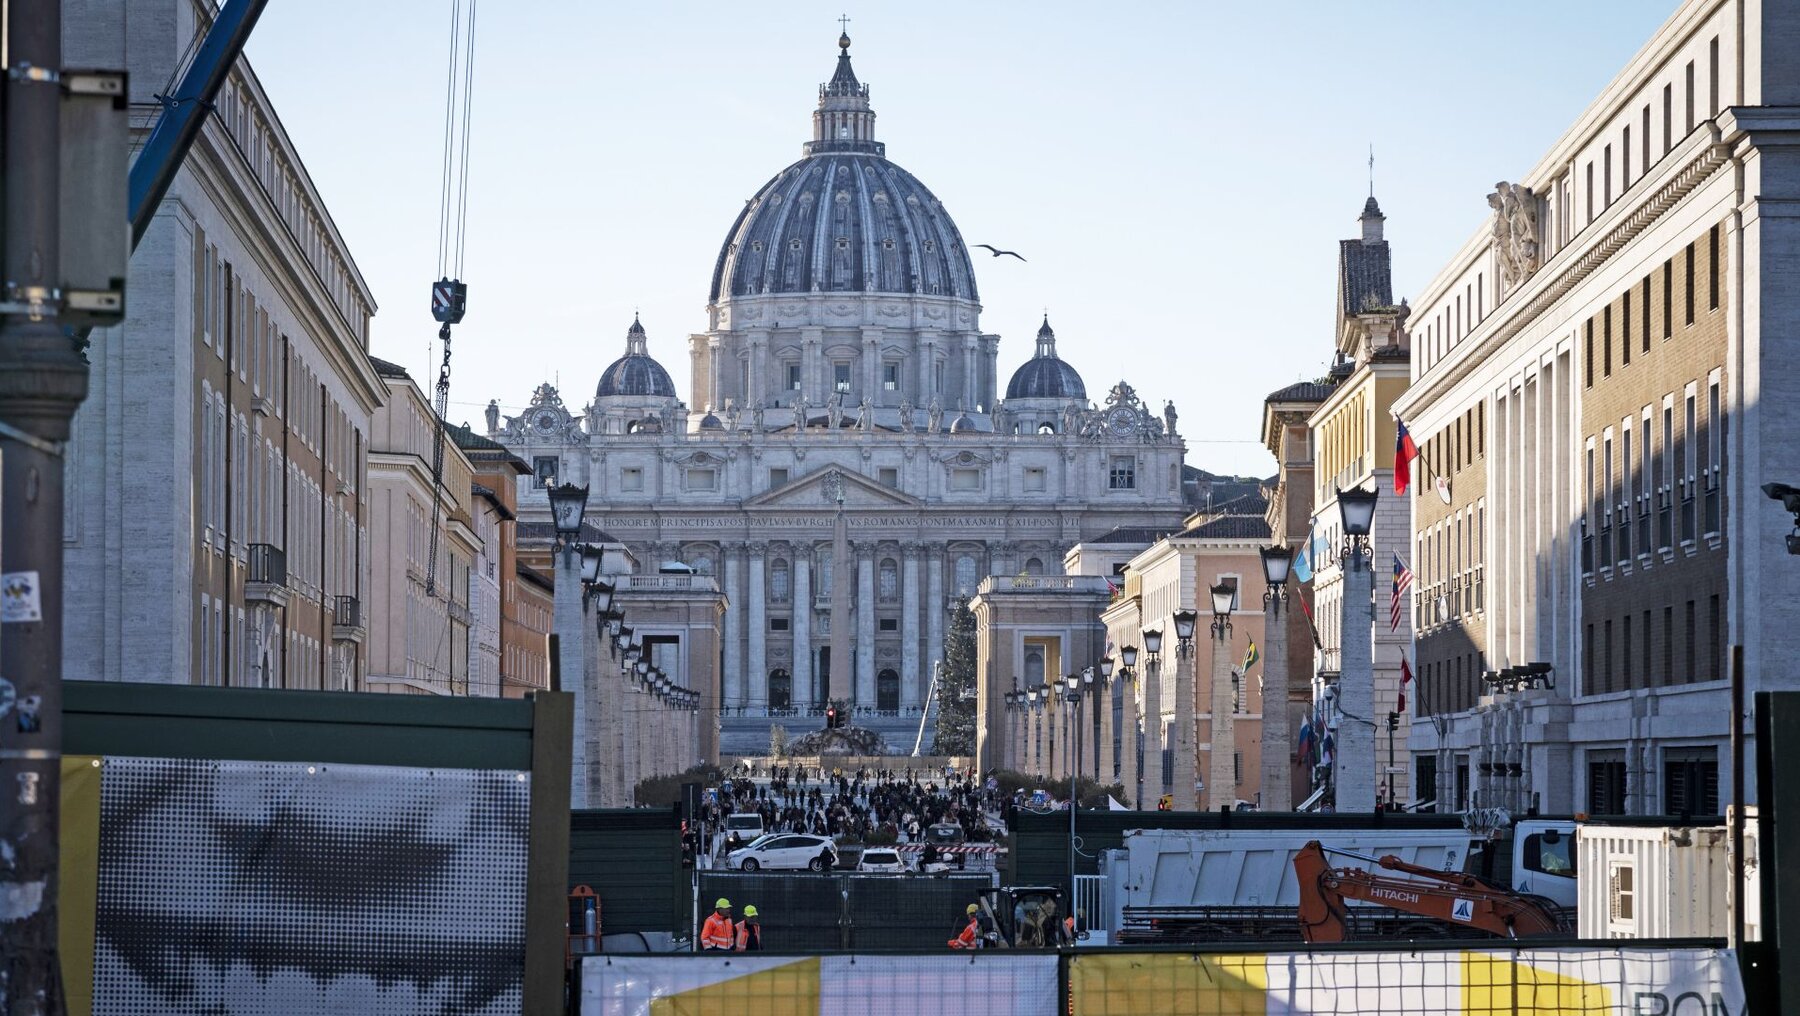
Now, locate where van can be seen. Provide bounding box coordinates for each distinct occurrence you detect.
[724,813,765,842]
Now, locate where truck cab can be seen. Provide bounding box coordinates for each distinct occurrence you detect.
[1510,819,1579,908]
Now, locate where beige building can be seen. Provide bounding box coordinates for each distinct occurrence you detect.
[1262,381,1331,805]
[504,563,554,699]
[972,574,1113,778]
[63,0,382,690]
[366,358,484,696]
[1392,0,1796,815]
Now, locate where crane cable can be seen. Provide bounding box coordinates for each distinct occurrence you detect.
[425,0,478,599]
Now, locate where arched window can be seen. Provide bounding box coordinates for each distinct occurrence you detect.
[1024,557,1044,576]
[955,554,978,595]
[1038,422,1055,435]
[768,669,791,710]
[770,559,790,601]
[877,669,900,712]
[1025,651,1045,690]
[878,558,898,600]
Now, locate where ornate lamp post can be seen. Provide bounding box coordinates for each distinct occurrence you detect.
[1141,629,1165,805]
[1064,673,1083,783]
[547,483,597,804]
[1205,584,1237,810]
[1026,686,1042,776]
[1334,485,1379,812]
[1169,609,1198,811]
[1098,656,1116,784]
[1119,644,1140,807]
[1258,545,1294,810]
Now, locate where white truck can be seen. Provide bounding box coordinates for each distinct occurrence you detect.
[1575,810,1760,940]
[1100,819,1577,943]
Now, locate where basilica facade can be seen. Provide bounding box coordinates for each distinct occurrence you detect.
[487,33,1190,752]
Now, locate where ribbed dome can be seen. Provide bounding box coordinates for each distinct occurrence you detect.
[597,316,677,399]
[707,35,978,303]
[1004,317,1086,401]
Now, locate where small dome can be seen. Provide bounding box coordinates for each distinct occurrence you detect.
[597,315,678,399]
[699,412,723,430]
[949,413,977,434]
[1361,195,1383,219]
[1004,316,1086,401]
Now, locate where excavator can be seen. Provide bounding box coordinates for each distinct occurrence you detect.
[1293,840,1573,943]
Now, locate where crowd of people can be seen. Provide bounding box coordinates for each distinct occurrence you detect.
[700,765,1009,849]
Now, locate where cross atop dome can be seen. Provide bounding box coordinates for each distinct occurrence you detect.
[1035,315,1059,358]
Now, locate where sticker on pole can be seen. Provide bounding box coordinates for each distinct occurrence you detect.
[1,571,42,623]
[1450,897,1474,923]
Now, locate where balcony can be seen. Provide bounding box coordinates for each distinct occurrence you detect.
[332,595,366,645]
[245,544,288,607]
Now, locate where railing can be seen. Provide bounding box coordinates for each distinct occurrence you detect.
[333,595,360,628]
[247,543,286,585]
[977,575,1113,595]
[1073,874,1108,933]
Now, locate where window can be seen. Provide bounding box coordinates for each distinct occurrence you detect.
[1705,375,1723,534]
[1609,861,1636,925]
[1642,276,1652,352]
[1663,605,1674,683]
[1623,614,1634,689]
[621,466,644,492]
[1522,830,1577,878]
[1682,391,1697,543]
[1643,610,1653,688]
[769,617,789,632]
[1709,594,1722,683]
[833,362,851,393]
[951,467,981,491]
[1664,83,1673,154]
[687,468,717,491]
[769,467,789,488]
[1659,403,1674,550]
[1640,412,1653,556]
[1603,145,1613,207]
[770,559,790,601]
[533,456,558,488]
[878,467,898,488]
[1620,423,1633,563]
[1109,456,1135,490]
[1415,756,1437,809]
[883,362,900,391]
[879,618,898,633]
[1582,441,1595,575]
[1623,126,1632,186]
[1603,307,1612,377]
[1584,322,1594,387]
[1585,162,1594,225]
[1603,619,1614,692]
[1589,750,1627,814]
[878,558,898,600]
[1685,599,1697,682]
[1663,261,1673,338]
[786,363,802,391]
[1642,104,1652,173]
[1709,36,1720,117]
[1709,224,1720,310]
[1685,243,1696,325]
[1600,432,1613,568]
[1621,294,1631,366]
[1024,466,1046,492]
[1685,60,1696,134]
[1663,746,1719,813]
[954,555,978,595]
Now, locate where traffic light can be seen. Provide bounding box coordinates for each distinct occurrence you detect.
[1386,711,1400,731]
[825,707,838,729]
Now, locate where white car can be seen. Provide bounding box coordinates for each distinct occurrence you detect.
[728,833,837,872]
[856,848,907,873]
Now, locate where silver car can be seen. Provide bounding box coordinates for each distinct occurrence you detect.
[728,833,837,872]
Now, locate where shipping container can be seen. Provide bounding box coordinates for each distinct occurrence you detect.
[1575,810,1760,940]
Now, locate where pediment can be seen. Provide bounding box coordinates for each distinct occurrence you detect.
[743,466,922,509]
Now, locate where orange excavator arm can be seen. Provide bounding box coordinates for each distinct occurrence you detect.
[1294,840,1566,944]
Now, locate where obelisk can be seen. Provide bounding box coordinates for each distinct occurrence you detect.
[824,471,851,709]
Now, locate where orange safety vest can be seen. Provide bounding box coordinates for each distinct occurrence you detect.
[700,912,735,950]
[735,919,762,951]
[947,916,978,950]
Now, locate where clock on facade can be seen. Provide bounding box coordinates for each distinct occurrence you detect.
[534,409,560,433]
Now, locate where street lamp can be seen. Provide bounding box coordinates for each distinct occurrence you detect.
[1332,484,1380,812]
[1209,583,1235,638]
[1117,645,1140,807]
[1202,585,1237,811]
[1336,485,1378,568]
[548,482,589,548]
[1258,544,1295,810]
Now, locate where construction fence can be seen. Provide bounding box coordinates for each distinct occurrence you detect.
[579,945,1746,1015]
[693,872,996,951]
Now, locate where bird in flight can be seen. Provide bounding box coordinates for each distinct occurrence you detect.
[974,244,1027,262]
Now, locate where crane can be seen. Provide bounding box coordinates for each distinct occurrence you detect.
[1293,840,1570,943]
[423,0,478,597]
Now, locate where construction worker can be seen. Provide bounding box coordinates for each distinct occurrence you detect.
[700,898,735,951]
[735,904,763,951]
[947,903,980,949]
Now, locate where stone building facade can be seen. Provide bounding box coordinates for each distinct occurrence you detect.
[1262,381,1331,804]
[1392,0,1800,813]
[62,1,381,690]
[490,34,1190,755]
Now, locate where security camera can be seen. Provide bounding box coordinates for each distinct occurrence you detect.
[1764,481,1800,514]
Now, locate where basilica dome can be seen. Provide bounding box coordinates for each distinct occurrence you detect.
[597,316,677,399]
[1005,317,1086,401]
[707,35,978,303]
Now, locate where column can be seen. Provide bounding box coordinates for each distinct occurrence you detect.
[962,336,977,409]
[1099,680,1114,788]
[555,547,592,808]
[926,547,945,681]
[747,544,767,710]
[901,544,921,709]
[802,328,824,405]
[1334,557,1377,812]
[723,546,743,710]
[918,334,936,403]
[1141,658,1162,802]
[793,555,813,707]
[1047,696,1060,779]
[1201,634,1227,812]
[747,332,766,412]
[1260,595,1292,811]
[1120,673,1138,805]
[856,549,875,708]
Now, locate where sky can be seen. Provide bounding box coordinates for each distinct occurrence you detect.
[244,1,1674,477]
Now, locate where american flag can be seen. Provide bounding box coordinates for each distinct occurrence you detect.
[1390,553,1413,632]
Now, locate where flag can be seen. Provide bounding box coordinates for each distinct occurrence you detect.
[1296,591,1323,649]
[1395,417,1419,494]
[1105,577,1120,597]
[1292,542,1313,584]
[1389,553,1413,632]
[1241,639,1259,673]
[1296,718,1315,766]
[1398,655,1414,713]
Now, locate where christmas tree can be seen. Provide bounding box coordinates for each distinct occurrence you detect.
[932,595,977,755]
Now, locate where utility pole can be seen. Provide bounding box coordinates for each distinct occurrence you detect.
[0,1,82,1012]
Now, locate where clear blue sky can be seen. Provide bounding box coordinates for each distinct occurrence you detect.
[245,1,1673,477]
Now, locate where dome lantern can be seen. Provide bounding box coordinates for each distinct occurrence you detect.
[597,315,678,400]
[1004,316,1087,402]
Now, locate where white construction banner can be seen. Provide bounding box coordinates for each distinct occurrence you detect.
[581,953,1058,1016]
[1067,947,1746,1015]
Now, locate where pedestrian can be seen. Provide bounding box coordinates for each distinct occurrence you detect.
[947,903,981,949]
[701,898,735,951]
[735,904,763,951]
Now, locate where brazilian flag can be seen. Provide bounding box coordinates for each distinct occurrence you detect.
[1241,639,1259,673]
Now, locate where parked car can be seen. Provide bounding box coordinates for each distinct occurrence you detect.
[722,812,764,853]
[728,833,838,872]
[857,847,908,873]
